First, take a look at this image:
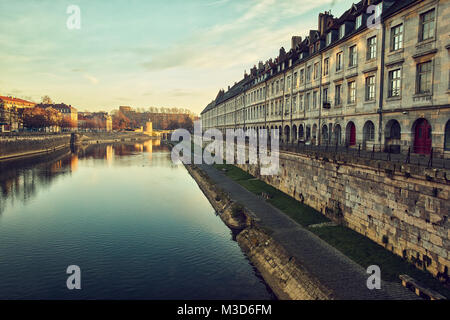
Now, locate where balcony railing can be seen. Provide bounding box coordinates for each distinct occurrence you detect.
[274,141,450,169]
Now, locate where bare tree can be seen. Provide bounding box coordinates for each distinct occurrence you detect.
[41,95,53,104]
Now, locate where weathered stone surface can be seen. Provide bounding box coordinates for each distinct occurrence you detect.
[238,150,450,279]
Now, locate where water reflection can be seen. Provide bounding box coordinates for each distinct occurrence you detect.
[0,138,273,299]
[0,139,165,215]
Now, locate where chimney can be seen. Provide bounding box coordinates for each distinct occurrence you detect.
[291,36,302,50]
[318,11,333,35]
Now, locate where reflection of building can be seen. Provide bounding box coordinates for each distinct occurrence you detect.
[201,0,450,155]
[0,96,36,132]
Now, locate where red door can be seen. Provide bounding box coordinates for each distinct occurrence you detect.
[348,122,356,146]
[414,119,432,154]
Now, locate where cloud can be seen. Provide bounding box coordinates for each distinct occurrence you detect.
[83,74,99,85]
[139,0,335,72]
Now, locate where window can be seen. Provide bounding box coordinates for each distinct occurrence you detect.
[349,45,357,67]
[445,121,450,151]
[323,87,329,103]
[313,91,318,109]
[287,75,291,91]
[300,69,305,84]
[364,121,375,142]
[391,24,403,51]
[324,58,329,76]
[367,36,377,60]
[293,95,297,113]
[356,15,362,29]
[305,93,310,110]
[339,24,345,39]
[419,9,435,42]
[326,32,332,46]
[314,62,319,79]
[416,61,432,94]
[276,81,279,93]
[306,66,312,81]
[299,95,304,111]
[365,76,376,101]
[335,84,342,105]
[336,52,343,71]
[294,72,298,88]
[388,69,402,97]
[348,81,356,104]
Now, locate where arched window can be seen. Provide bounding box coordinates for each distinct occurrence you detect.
[306,125,311,141]
[334,124,342,145]
[386,119,401,140]
[445,120,450,151]
[363,121,375,142]
[284,125,290,143]
[292,125,298,142]
[299,124,304,140]
[322,125,329,144]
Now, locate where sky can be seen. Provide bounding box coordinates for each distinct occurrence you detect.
[0,0,355,114]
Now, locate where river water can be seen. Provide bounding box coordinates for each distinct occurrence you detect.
[0,140,273,299]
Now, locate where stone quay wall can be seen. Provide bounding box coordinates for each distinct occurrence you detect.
[0,134,71,161]
[237,150,450,281]
[185,163,333,300]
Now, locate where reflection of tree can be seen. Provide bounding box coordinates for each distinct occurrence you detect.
[0,150,74,215]
[0,140,173,215]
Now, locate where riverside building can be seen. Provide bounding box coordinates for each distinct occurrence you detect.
[201,0,450,155]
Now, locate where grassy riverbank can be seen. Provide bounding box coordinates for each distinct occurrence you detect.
[213,163,450,298]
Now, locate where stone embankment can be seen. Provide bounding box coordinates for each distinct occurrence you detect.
[185,164,334,300]
[0,132,153,162]
[0,133,71,161]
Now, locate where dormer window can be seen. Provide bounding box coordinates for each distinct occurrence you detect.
[282,62,285,70]
[327,32,331,46]
[326,32,332,46]
[339,25,345,39]
[300,52,304,59]
[289,59,292,67]
[278,65,280,72]
[356,15,362,29]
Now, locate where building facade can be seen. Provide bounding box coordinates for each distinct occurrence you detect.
[78,112,112,132]
[38,103,78,131]
[201,0,450,155]
[0,96,36,132]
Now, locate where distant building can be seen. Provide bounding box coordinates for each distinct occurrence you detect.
[118,106,195,130]
[0,96,36,132]
[78,111,112,132]
[38,103,78,131]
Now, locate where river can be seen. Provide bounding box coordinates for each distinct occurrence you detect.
[0,140,273,299]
